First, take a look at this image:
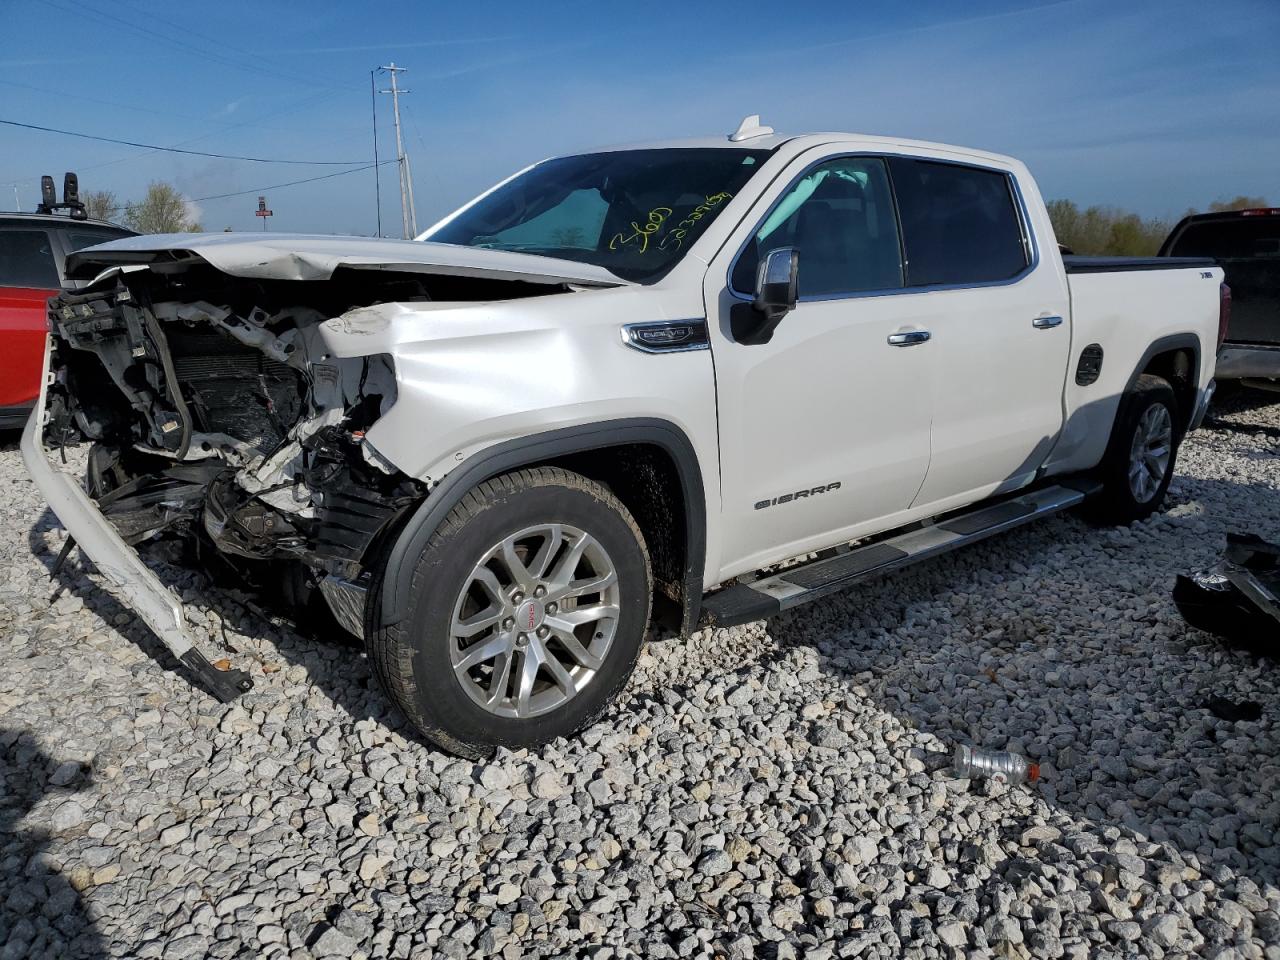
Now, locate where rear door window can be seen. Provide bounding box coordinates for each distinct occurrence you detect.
[0,230,60,288]
[889,159,1028,286]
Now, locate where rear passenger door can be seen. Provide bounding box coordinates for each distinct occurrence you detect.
[888,158,1070,509]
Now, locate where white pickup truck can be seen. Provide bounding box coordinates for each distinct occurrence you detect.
[24,117,1229,757]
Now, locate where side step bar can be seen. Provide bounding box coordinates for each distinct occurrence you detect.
[699,481,1098,629]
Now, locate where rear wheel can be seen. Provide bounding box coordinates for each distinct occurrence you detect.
[368,467,651,757]
[1092,374,1180,524]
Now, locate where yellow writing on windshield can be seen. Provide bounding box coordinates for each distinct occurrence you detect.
[609,207,673,254]
[659,192,733,251]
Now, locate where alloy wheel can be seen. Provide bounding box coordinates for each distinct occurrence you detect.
[1128,403,1173,503]
[448,523,621,718]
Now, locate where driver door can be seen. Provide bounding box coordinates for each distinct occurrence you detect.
[704,155,935,579]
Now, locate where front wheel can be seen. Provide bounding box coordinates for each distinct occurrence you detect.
[368,467,651,758]
[1091,374,1180,524]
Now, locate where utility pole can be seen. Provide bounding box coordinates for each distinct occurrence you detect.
[378,62,418,239]
[369,70,382,238]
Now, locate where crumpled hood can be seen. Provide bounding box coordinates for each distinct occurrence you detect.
[64,232,629,288]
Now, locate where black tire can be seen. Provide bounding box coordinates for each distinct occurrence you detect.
[1091,374,1180,525]
[368,466,651,758]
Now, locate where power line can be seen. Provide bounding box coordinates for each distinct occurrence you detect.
[190,162,395,203]
[0,77,272,129]
[37,0,347,93]
[0,118,366,165]
[87,160,398,216]
[0,88,360,187]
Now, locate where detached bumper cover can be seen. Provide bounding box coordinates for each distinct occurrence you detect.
[1174,533,1280,646]
[20,344,252,702]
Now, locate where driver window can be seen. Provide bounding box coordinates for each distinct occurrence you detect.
[732,157,904,298]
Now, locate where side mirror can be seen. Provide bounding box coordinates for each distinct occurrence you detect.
[731,247,798,345]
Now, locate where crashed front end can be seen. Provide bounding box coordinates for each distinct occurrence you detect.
[25,267,422,699]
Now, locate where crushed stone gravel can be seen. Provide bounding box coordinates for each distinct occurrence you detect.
[1,391,1279,959]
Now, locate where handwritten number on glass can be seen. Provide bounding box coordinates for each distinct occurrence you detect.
[608,192,734,255]
[609,207,672,254]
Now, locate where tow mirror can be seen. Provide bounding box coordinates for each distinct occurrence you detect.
[731,246,798,345]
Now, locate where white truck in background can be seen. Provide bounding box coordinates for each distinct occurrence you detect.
[25,117,1228,757]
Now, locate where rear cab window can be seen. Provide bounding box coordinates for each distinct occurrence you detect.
[1169,218,1280,259]
[888,158,1029,286]
[0,230,60,289]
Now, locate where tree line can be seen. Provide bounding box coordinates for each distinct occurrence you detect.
[82,182,202,233]
[78,179,1271,250]
[1046,196,1269,256]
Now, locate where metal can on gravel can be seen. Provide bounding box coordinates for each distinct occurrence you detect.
[953,744,1040,784]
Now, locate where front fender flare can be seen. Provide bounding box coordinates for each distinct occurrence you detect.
[374,418,707,634]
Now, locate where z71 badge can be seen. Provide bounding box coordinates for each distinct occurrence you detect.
[755,482,841,510]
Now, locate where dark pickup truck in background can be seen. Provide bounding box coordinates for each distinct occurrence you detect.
[1161,207,1280,388]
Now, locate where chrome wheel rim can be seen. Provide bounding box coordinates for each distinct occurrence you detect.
[449,523,620,719]
[1128,403,1173,503]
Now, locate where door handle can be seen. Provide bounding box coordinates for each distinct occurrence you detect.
[887,330,931,347]
[1032,315,1064,329]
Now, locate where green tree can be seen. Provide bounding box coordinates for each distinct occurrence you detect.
[1046,199,1169,256]
[82,189,120,222]
[1208,195,1270,213]
[123,182,203,234]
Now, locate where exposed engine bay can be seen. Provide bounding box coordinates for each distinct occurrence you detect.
[41,265,445,619]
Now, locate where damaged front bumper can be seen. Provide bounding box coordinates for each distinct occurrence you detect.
[21,353,254,701]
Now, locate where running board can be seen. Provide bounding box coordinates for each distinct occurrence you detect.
[699,481,1097,628]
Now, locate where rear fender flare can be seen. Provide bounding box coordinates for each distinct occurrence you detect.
[1123,333,1202,434]
[1123,333,1201,398]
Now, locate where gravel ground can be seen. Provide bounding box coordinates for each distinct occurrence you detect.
[1,393,1279,960]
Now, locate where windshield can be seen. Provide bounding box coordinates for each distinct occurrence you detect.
[424,148,772,282]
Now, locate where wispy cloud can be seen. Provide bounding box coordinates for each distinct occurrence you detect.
[255,35,514,56]
[722,0,1090,61]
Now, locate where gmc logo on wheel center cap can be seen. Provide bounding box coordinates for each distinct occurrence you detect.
[517,600,542,631]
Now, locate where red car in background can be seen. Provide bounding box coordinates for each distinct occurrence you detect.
[1,212,135,429]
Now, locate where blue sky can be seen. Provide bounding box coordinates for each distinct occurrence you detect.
[1,0,1276,234]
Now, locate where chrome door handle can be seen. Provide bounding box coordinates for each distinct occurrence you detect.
[1032,315,1064,329]
[887,330,931,346]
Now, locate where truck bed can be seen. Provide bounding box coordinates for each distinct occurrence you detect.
[1063,255,1216,273]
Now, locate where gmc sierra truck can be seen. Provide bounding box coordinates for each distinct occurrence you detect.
[23,118,1229,757]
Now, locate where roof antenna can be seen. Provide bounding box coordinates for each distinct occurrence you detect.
[729,115,774,142]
